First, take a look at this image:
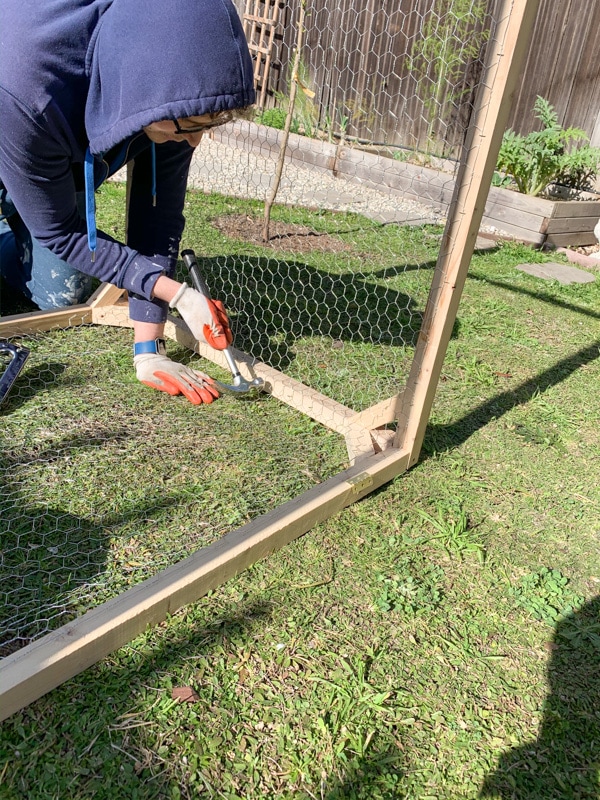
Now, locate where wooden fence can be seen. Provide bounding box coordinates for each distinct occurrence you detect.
[235,0,600,155]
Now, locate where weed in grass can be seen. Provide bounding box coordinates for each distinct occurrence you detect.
[307,651,397,761]
[558,614,600,650]
[509,567,585,625]
[417,498,486,562]
[528,387,580,432]
[510,421,563,450]
[375,559,444,615]
[444,349,499,388]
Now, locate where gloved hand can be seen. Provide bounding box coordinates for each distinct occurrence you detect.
[169,283,233,350]
[134,353,219,405]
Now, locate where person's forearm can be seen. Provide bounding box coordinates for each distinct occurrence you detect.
[152,274,181,304]
[133,275,183,343]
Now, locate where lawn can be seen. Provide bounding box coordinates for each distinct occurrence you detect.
[1,184,599,799]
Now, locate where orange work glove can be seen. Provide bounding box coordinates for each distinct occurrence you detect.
[134,352,219,405]
[169,283,233,350]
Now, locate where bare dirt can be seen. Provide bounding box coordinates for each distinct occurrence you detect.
[212,214,357,254]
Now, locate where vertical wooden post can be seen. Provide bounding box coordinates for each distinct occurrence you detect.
[395,0,542,464]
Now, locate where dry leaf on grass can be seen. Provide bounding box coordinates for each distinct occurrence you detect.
[171,686,200,703]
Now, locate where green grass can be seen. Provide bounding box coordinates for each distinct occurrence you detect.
[1,186,600,799]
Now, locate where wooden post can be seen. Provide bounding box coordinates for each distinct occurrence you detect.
[395,0,542,464]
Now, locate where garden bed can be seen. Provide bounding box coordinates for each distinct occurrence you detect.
[212,120,600,248]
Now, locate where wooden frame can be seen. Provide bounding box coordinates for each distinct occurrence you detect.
[0,0,540,721]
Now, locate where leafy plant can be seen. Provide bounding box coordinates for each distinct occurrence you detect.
[407,0,489,150]
[256,107,289,131]
[509,568,585,625]
[496,96,600,196]
[417,498,485,561]
[269,56,317,139]
[375,561,444,615]
[558,617,600,649]
[323,104,350,144]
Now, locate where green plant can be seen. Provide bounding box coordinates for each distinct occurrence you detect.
[271,56,317,139]
[417,498,485,561]
[509,568,585,625]
[375,560,444,615]
[496,96,600,196]
[256,107,288,131]
[323,105,350,144]
[407,0,489,150]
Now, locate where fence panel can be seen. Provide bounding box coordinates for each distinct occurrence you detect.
[235,0,600,153]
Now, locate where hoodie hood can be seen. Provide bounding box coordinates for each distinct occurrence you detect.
[85,0,255,156]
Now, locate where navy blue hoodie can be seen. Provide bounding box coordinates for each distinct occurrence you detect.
[0,0,255,321]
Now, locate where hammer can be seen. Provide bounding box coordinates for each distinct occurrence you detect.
[181,249,265,398]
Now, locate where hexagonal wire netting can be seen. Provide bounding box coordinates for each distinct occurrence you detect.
[1,0,509,660]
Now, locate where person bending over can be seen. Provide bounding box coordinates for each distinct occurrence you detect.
[0,0,255,405]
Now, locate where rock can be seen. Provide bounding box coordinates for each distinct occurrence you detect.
[515,262,595,284]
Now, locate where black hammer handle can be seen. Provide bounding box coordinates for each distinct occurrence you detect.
[181,249,211,298]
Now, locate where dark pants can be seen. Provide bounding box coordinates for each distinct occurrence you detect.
[0,186,93,310]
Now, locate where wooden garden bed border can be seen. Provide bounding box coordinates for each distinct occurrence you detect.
[211,92,599,248]
[0,0,540,721]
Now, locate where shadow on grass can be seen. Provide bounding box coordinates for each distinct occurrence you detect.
[424,338,600,457]
[0,361,67,414]
[0,432,184,657]
[480,595,600,798]
[469,271,600,322]
[2,600,275,799]
[177,255,433,371]
[369,239,500,278]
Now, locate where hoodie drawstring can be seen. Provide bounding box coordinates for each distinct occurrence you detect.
[151,143,157,207]
[84,147,97,261]
[84,139,156,259]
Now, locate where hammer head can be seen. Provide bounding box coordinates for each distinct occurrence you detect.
[214,374,266,398]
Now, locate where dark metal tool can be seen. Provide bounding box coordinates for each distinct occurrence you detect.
[181,249,266,398]
[0,340,30,406]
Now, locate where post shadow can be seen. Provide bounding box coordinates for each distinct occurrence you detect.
[423,338,600,458]
[480,596,600,798]
[0,429,184,657]
[178,254,435,371]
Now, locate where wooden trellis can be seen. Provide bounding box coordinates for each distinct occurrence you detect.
[0,0,541,721]
[243,0,283,108]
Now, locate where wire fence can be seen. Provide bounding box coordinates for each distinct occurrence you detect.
[240,0,492,156]
[1,0,522,669]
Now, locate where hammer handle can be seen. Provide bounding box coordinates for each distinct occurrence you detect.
[181,249,211,298]
[181,249,242,379]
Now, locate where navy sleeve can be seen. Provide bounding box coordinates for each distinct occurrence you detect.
[0,91,181,304]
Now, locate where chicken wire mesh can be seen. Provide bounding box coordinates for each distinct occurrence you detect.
[1,0,507,658]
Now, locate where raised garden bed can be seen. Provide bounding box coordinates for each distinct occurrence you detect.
[212,120,600,248]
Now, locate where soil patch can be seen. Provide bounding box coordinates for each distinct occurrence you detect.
[212,214,356,254]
